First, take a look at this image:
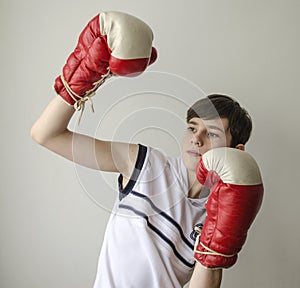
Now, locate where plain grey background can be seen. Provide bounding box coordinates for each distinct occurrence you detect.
[1,0,299,287]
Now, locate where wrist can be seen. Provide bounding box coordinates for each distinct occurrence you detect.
[189,262,222,288]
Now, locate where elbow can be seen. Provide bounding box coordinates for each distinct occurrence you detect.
[30,122,48,146]
[30,123,42,145]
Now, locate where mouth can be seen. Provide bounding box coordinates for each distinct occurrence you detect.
[187,150,201,157]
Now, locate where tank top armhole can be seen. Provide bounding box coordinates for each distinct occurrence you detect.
[118,144,148,200]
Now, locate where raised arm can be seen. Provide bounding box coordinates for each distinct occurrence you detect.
[31,11,157,178]
[30,95,139,176]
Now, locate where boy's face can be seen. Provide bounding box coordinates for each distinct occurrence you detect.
[181,117,232,171]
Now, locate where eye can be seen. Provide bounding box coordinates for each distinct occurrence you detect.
[187,126,196,133]
[207,132,219,138]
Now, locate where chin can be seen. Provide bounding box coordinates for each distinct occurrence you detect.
[182,157,199,172]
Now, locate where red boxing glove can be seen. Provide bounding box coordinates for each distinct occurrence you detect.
[194,147,264,269]
[54,11,157,110]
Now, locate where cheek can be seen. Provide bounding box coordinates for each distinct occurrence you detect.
[182,132,191,147]
[210,137,228,148]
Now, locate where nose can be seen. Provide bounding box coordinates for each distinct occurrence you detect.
[191,134,203,146]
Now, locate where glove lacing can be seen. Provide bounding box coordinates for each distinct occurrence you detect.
[193,226,236,258]
[60,68,114,123]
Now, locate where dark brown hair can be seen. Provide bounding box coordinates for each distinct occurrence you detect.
[186,94,252,147]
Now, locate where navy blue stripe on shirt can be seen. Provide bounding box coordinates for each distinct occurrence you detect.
[119,204,195,269]
[130,191,195,251]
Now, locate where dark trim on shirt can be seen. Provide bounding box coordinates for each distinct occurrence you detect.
[118,144,147,200]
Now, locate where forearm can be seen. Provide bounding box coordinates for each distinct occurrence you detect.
[31,95,75,145]
[189,263,222,288]
[31,95,100,167]
[30,96,83,164]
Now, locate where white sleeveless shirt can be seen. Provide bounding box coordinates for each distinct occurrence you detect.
[93,145,207,288]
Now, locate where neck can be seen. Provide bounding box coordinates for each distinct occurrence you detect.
[187,170,210,199]
[187,171,202,199]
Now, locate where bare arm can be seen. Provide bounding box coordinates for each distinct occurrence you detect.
[189,263,222,288]
[31,95,139,178]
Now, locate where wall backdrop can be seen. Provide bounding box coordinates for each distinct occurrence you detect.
[1,0,299,287]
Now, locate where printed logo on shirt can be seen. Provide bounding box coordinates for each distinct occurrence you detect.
[190,223,203,241]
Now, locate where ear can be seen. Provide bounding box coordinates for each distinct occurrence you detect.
[235,144,245,151]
